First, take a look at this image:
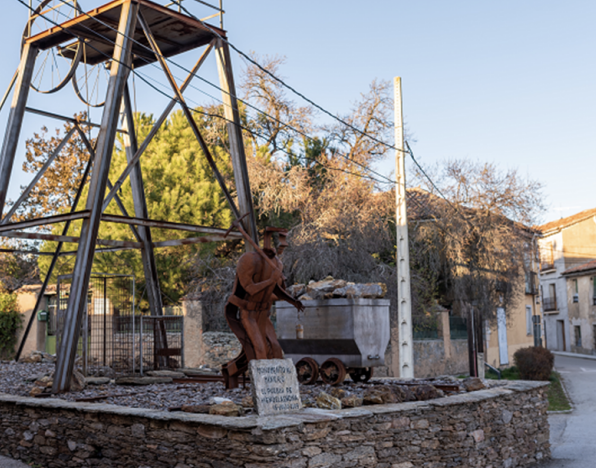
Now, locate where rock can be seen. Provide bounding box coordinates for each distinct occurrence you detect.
[316,392,341,410]
[391,385,408,402]
[85,377,111,385]
[302,396,316,408]
[25,373,47,382]
[463,377,486,392]
[95,366,115,378]
[332,283,386,299]
[363,386,399,405]
[341,395,363,408]
[362,390,383,405]
[241,395,254,407]
[146,370,186,379]
[209,401,243,417]
[20,352,42,364]
[330,388,347,399]
[34,376,52,388]
[306,278,348,299]
[298,294,314,301]
[71,369,86,391]
[412,384,441,401]
[181,404,211,414]
[287,284,306,298]
[397,385,417,402]
[180,368,219,377]
[209,396,233,405]
[115,376,173,385]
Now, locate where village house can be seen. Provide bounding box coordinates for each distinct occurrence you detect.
[537,208,596,352]
[561,259,596,355]
[407,188,541,371]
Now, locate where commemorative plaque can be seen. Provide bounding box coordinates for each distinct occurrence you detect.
[249,358,302,416]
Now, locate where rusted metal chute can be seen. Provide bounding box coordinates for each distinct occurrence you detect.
[0,0,257,393]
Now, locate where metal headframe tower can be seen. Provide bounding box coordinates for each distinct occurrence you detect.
[0,0,258,392]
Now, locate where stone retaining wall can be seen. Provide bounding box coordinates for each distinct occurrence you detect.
[202,332,242,369]
[0,381,549,468]
[413,339,469,378]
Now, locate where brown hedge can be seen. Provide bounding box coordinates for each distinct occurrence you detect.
[513,346,554,381]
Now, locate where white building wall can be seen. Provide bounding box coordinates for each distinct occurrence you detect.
[538,231,570,351]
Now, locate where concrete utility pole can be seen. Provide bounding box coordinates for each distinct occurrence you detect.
[394,77,414,378]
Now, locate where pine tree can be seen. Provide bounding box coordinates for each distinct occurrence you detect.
[36,108,234,306]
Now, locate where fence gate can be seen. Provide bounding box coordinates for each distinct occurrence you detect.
[57,273,136,376]
[139,315,184,375]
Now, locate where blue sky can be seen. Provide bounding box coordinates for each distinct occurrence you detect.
[1,0,594,225]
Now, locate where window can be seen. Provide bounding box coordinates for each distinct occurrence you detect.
[575,326,582,348]
[525,272,537,295]
[543,284,557,311]
[573,279,579,303]
[526,306,532,336]
[540,243,554,270]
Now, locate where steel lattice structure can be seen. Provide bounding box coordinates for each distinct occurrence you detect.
[0,0,257,392]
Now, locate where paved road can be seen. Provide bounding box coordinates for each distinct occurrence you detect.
[534,353,596,468]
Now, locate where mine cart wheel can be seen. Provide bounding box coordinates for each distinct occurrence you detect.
[296,357,319,385]
[349,367,373,383]
[320,358,347,386]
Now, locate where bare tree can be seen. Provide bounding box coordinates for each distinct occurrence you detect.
[408,159,545,322]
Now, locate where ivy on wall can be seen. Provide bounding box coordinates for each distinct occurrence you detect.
[0,292,22,359]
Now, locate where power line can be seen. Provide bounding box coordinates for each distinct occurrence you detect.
[19,0,533,251]
[27,0,397,186]
[177,2,409,156]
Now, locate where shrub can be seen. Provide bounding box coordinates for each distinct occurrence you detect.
[0,292,22,359]
[513,346,554,381]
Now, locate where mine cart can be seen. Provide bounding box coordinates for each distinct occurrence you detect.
[276,298,390,385]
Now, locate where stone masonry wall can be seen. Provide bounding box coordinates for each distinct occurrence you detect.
[0,381,549,468]
[201,332,241,369]
[414,339,469,378]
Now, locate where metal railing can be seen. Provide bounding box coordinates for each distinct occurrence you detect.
[543,297,557,312]
[449,316,468,340]
[412,315,439,340]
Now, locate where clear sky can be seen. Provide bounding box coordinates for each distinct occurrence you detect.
[1,0,594,225]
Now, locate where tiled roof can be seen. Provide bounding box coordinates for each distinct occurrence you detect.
[537,207,596,234]
[562,258,596,276]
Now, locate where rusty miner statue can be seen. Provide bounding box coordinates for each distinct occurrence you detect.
[222,227,304,389]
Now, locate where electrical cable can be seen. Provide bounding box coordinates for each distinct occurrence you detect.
[26,0,397,186]
[20,0,542,253]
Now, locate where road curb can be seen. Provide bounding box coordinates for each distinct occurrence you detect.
[549,370,574,414]
[552,351,596,361]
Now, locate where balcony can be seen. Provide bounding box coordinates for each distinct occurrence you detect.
[543,297,557,312]
[540,261,554,272]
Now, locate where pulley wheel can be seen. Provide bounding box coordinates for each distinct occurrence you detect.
[349,367,373,383]
[23,1,83,94]
[320,358,347,386]
[295,357,319,385]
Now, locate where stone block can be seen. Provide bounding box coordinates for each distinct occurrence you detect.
[250,358,302,416]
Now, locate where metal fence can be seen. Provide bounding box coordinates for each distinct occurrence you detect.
[56,273,136,376]
[449,316,468,340]
[139,315,184,374]
[412,314,439,340]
